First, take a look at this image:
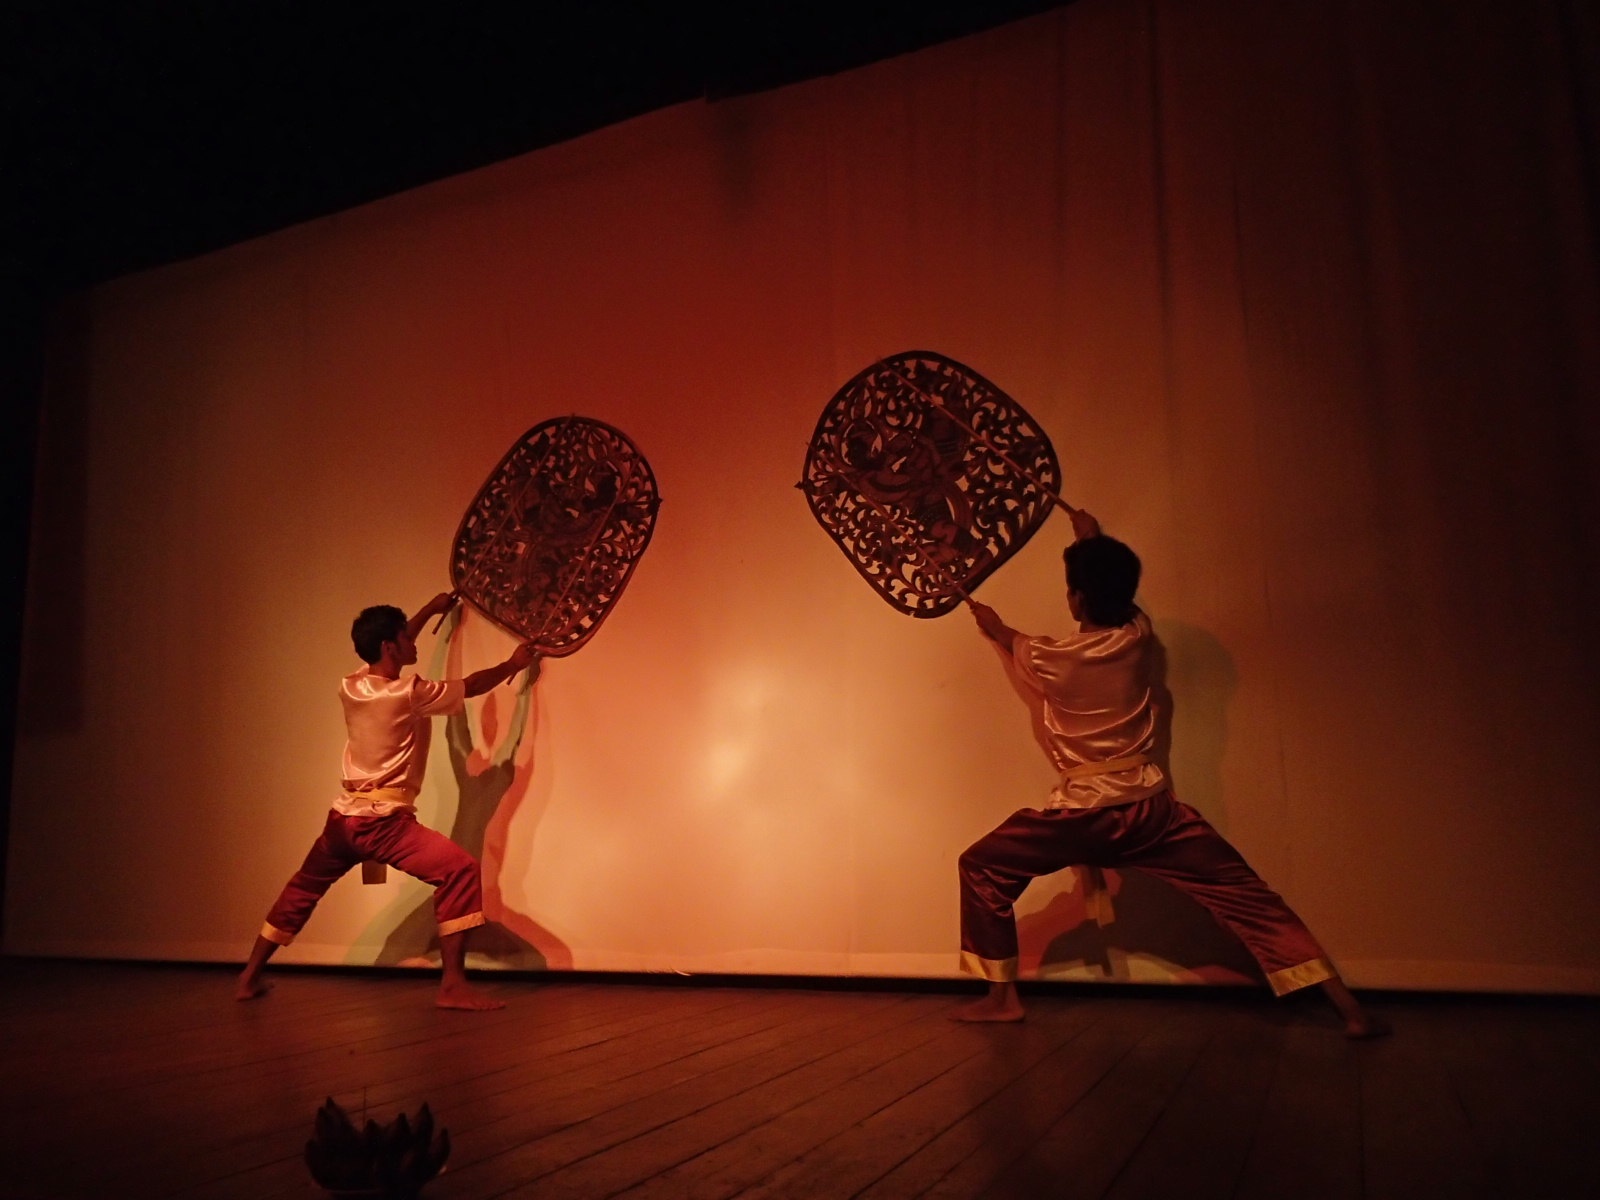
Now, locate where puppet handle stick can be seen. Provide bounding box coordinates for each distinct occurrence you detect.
[530,456,639,648]
[428,591,462,634]
[814,455,976,609]
[879,362,1078,516]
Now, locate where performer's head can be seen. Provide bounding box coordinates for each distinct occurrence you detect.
[351,605,413,665]
[1064,536,1141,627]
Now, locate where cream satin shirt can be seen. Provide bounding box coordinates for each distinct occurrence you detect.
[332,668,466,817]
[1004,611,1168,810]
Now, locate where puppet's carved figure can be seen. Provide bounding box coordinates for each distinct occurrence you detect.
[452,418,660,652]
[799,350,1062,616]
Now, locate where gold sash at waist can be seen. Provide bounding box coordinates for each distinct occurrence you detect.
[342,786,419,806]
[1058,754,1152,781]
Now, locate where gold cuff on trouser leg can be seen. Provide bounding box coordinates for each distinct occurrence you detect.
[260,923,295,946]
[1266,955,1336,996]
[960,950,1019,982]
[437,912,487,938]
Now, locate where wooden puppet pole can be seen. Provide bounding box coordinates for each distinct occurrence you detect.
[878,361,1079,517]
[428,592,461,635]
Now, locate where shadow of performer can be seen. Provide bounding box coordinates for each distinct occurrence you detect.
[375,608,571,970]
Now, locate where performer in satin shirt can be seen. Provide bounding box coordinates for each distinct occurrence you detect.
[955,510,1386,1036]
[236,593,539,1010]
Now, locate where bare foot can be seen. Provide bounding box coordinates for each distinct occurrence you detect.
[234,976,272,1001]
[436,983,506,1011]
[950,994,1026,1023]
[1344,1013,1392,1040]
[1319,978,1389,1040]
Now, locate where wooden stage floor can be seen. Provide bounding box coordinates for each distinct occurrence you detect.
[1,959,1595,1199]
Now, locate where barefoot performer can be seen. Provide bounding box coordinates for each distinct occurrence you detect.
[236,593,539,1010]
[954,510,1384,1035]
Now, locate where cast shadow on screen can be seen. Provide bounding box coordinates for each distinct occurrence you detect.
[373,617,571,970]
[1017,621,1259,986]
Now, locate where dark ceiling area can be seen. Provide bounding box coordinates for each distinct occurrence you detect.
[6,0,1068,297]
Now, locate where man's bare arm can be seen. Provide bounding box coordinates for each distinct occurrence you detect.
[464,641,541,697]
[969,601,1023,648]
[407,592,458,641]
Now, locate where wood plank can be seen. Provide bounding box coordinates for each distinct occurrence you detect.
[16,979,690,1195]
[1230,1015,1363,1200]
[735,999,1105,1199]
[1,963,1596,1200]
[926,998,1216,1198]
[65,979,777,1196]
[429,995,943,1199]
[605,1007,1011,1199]
[1356,1003,1495,1200]
[225,989,924,1199]
[1099,1004,1287,1200]
[1427,999,1600,1198]
[854,998,1147,1198]
[128,987,809,1198]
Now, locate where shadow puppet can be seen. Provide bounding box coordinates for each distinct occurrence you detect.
[1014,619,1259,986]
[371,606,571,970]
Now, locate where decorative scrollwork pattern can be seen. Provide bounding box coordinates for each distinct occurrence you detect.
[451,417,661,654]
[798,350,1062,618]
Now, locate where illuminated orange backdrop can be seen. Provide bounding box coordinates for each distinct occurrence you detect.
[9,0,1600,992]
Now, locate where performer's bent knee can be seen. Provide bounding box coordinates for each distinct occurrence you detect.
[957,844,997,879]
[958,847,1019,900]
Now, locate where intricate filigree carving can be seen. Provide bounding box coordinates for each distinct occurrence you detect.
[799,350,1062,617]
[451,417,660,654]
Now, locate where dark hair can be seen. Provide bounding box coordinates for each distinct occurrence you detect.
[351,605,407,664]
[1063,536,1141,627]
